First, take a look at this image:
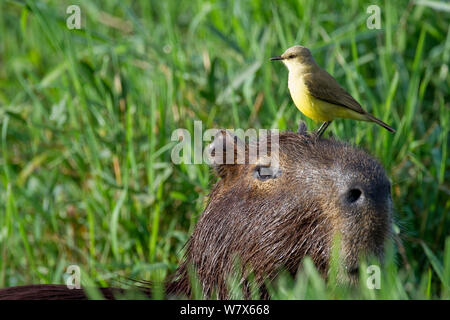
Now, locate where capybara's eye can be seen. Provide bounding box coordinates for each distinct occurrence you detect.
[253,165,281,181]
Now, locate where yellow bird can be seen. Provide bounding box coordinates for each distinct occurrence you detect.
[270,45,395,136]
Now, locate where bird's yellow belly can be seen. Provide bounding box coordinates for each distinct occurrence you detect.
[288,77,366,122]
[293,92,333,122]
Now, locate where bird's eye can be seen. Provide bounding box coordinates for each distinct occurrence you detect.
[288,54,296,59]
[253,165,281,181]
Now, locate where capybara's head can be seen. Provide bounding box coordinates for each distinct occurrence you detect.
[168,123,393,299]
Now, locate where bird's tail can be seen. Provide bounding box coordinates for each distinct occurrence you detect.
[365,113,396,133]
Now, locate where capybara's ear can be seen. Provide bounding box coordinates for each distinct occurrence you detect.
[297,120,308,135]
[207,130,245,178]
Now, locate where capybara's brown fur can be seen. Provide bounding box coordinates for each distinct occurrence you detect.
[167,125,393,299]
[0,123,393,300]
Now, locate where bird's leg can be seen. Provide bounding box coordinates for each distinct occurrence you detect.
[316,121,331,137]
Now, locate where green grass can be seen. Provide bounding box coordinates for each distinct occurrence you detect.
[0,0,448,299]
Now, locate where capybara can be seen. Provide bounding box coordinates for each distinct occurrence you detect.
[0,122,393,299]
[167,123,393,298]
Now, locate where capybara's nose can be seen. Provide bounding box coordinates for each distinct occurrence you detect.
[340,177,391,213]
[344,187,363,204]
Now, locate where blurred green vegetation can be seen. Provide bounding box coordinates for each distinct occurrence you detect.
[0,0,448,298]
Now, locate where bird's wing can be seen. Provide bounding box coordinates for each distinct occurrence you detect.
[303,70,365,114]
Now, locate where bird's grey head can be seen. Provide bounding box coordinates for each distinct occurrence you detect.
[270,45,315,70]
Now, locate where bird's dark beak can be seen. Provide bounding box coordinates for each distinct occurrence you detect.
[270,56,284,61]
